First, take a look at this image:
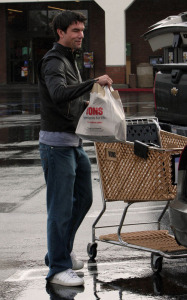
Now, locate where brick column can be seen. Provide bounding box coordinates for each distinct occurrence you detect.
[0,5,7,85]
[106,66,126,84]
[94,0,134,84]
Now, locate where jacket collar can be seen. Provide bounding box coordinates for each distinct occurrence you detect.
[52,42,80,59]
[52,42,72,55]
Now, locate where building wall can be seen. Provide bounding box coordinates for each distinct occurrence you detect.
[0,4,7,85]
[126,0,187,74]
[89,1,105,78]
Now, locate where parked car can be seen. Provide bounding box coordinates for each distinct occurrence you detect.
[143,12,187,136]
[153,63,187,136]
[143,11,187,248]
[170,145,187,247]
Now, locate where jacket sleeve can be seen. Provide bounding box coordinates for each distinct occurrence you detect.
[42,57,96,104]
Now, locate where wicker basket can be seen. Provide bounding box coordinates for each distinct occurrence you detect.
[95,130,187,202]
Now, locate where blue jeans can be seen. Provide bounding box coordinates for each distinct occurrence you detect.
[39,143,93,279]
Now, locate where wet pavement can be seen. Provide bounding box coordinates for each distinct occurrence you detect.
[0,86,187,300]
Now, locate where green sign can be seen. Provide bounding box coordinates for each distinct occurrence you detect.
[126,43,131,56]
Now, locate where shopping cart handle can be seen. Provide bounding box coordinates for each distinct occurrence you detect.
[134,140,148,159]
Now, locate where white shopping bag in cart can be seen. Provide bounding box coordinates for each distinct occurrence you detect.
[75,83,126,143]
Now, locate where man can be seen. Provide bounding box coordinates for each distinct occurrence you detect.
[38,10,113,287]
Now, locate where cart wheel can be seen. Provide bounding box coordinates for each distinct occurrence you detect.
[151,253,163,273]
[87,242,97,259]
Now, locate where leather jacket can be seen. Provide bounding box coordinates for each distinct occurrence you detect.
[38,42,96,133]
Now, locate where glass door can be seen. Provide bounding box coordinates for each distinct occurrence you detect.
[9,39,33,83]
[32,37,54,83]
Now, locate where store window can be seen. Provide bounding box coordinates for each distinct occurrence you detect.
[29,10,47,32]
[7,6,89,83]
[48,10,60,25]
[9,40,31,83]
[47,9,88,33]
[7,8,26,30]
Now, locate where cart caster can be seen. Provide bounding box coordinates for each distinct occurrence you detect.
[87,242,97,259]
[151,253,163,273]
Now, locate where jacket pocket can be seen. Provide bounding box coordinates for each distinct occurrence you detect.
[65,99,84,121]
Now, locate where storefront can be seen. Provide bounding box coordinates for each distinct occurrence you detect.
[5,3,91,84]
[0,1,106,85]
[1,0,187,86]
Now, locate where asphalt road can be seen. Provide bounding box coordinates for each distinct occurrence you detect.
[0,89,187,300]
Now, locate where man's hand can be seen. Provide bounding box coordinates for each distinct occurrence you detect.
[95,75,113,87]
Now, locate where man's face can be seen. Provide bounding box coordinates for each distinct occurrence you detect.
[58,21,85,50]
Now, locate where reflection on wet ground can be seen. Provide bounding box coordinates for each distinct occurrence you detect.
[0,89,40,116]
[46,282,85,299]
[88,260,187,299]
[0,89,154,118]
[0,124,40,144]
[0,144,40,166]
[0,90,154,169]
[8,258,187,299]
[98,272,187,298]
[0,90,154,145]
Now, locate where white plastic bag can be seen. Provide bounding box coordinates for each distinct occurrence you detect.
[75,83,126,143]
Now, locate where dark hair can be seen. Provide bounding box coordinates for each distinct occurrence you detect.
[51,10,87,41]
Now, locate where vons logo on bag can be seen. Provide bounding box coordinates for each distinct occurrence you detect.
[84,106,106,122]
[86,107,103,116]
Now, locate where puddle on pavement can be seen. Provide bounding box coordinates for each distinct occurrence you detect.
[0,90,40,116]
[100,274,187,298]
[0,125,40,144]
[0,103,40,116]
[0,142,96,167]
[13,274,187,300]
[0,143,41,166]
[0,91,154,145]
[0,158,41,167]
[7,260,187,300]
[0,90,154,116]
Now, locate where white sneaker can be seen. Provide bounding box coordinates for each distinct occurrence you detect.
[49,269,84,286]
[71,251,84,270]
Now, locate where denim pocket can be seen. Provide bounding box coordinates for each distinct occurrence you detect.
[39,143,48,173]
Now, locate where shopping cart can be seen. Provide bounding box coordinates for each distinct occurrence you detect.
[87,119,187,272]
